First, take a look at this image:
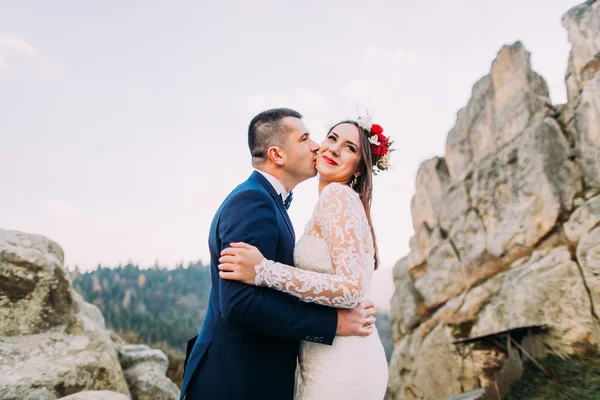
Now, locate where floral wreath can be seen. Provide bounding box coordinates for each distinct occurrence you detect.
[357,114,394,175]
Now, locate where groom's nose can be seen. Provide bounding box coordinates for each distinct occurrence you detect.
[309,139,319,152]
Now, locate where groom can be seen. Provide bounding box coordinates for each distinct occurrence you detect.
[181,108,377,399]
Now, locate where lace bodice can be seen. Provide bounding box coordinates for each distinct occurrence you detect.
[254,182,375,308]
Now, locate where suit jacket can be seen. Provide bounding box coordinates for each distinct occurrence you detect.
[181,171,338,399]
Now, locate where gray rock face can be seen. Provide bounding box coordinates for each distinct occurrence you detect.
[404,44,581,321]
[0,229,181,400]
[572,74,600,188]
[389,257,423,340]
[414,241,465,308]
[577,226,600,319]
[445,42,551,183]
[117,344,180,400]
[562,0,600,100]
[410,157,450,231]
[470,247,599,348]
[388,6,600,399]
[565,194,600,244]
[561,2,600,189]
[408,114,582,313]
[408,324,465,399]
[470,117,580,259]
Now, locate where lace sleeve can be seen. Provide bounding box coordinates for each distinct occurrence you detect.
[254,183,367,308]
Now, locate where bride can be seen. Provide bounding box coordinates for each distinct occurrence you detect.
[218,117,391,399]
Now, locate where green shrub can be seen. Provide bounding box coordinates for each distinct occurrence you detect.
[504,351,600,400]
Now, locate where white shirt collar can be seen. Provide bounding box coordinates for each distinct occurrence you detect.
[255,169,289,201]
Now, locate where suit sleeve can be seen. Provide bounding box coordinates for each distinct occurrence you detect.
[217,189,338,345]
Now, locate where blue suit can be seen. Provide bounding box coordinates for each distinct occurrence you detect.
[181,171,338,399]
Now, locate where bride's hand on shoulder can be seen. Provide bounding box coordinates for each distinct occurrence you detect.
[219,242,265,285]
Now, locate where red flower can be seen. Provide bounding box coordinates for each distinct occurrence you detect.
[371,124,384,135]
[371,142,388,156]
[369,124,389,156]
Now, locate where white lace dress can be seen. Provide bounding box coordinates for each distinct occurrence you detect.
[254,182,388,400]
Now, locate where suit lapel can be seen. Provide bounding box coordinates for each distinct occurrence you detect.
[278,197,296,243]
[249,171,296,242]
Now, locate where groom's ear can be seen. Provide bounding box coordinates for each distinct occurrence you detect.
[267,146,286,166]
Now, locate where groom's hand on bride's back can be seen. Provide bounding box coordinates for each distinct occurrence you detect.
[335,300,376,336]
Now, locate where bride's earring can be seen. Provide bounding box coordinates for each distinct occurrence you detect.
[352,176,358,188]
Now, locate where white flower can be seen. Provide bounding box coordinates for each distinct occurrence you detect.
[357,115,373,131]
[368,135,380,146]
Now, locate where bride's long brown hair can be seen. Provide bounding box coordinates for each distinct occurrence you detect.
[326,120,380,270]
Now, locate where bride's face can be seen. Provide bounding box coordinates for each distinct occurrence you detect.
[316,123,362,184]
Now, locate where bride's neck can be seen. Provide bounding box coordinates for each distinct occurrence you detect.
[318,179,329,195]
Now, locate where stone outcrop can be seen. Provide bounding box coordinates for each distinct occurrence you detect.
[388,2,600,399]
[562,0,600,101]
[444,42,552,183]
[117,344,180,400]
[562,0,600,187]
[0,229,180,400]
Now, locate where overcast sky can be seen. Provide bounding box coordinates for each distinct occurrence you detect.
[0,0,582,272]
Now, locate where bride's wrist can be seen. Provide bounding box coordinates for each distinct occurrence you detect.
[253,258,270,287]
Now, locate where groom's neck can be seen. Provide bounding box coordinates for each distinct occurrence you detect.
[255,165,296,193]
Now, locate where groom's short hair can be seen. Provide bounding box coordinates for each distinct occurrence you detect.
[248,108,303,166]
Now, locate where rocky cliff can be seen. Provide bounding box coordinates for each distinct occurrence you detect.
[388,1,600,399]
[0,229,180,400]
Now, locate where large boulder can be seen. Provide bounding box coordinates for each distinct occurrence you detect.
[0,229,73,336]
[0,230,129,399]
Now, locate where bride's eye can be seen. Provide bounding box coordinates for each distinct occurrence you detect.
[327,135,336,141]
